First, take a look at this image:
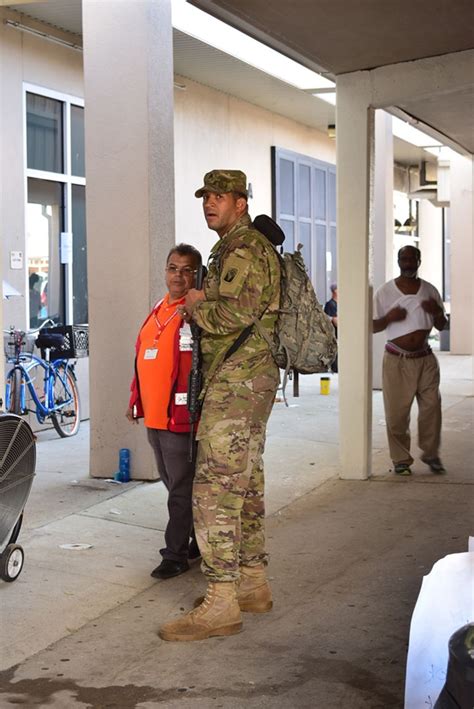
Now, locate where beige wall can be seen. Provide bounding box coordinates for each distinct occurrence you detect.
[173,75,336,261]
[0,10,83,410]
[1,9,83,330]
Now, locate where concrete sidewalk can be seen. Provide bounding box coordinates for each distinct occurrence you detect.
[0,353,472,708]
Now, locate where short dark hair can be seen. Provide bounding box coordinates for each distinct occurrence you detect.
[167,243,202,268]
[398,245,421,260]
[231,191,249,215]
[232,191,248,201]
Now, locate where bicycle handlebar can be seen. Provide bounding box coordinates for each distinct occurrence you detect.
[38,318,57,330]
[3,318,58,338]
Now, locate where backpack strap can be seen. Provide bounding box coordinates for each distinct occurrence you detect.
[253,319,290,407]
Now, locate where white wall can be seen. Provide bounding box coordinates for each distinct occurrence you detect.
[449,154,473,356]
[173,75,336,261]
[418,200,443,295]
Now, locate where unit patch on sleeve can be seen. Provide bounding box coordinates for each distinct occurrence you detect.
[219,253,251,298]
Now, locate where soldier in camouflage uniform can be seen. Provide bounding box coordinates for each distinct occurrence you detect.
[159,170,281,642]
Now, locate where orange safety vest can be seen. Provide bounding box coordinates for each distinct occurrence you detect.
[129,297,193,433]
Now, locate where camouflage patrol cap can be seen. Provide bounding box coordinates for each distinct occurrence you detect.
[195,170,248,198]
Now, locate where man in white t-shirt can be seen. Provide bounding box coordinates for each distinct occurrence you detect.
[373,245,448,476]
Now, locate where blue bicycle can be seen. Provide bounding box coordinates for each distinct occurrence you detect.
[4,322,81,438]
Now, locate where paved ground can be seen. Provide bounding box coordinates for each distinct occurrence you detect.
[0,353,472,708]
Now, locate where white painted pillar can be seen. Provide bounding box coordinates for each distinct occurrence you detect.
[0,251,3,410]
[372,110,394,390]
[336,74,374,480]
[418,200,443,294]
[449,154,473,359]
[83,0,175,478]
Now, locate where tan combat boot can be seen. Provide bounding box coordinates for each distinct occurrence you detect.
[158,581,242,641]
[237,564,273,613]
[193,565,273,613]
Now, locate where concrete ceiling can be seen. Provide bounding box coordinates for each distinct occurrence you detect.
[192,0,474,154]
[5,0,473,158]
[191,0,474,75]
[6,0,82,36]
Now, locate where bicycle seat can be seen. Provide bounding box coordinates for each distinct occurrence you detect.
[35,333,65,350]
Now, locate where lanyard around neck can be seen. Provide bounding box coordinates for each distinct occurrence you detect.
[152,301,181,342]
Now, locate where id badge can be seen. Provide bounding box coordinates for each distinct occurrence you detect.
[175,392,187,405]
[144,348,158,360]
[179,323,193,352]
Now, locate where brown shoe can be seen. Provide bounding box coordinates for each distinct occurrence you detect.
[238,564,273,613]
[194,565,273,613]
[158,582,242,642]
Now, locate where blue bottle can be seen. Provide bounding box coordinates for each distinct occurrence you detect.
[119,448,130,482]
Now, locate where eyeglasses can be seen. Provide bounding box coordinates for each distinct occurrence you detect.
[165,265,196,276]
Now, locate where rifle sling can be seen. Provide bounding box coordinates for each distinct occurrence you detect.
[223,325,253,361]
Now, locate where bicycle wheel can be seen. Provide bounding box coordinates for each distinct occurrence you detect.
[51,364,80,438]
[7,369,23,415]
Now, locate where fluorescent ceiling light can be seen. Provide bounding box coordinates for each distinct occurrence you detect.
[424,146,456,159]
[314,92,336,105]
[172,0,334,91]
[392,116,442,148]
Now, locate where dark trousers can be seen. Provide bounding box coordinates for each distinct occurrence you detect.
[147,428,195,562]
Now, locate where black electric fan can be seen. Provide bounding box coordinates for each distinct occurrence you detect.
[0,413,36,582]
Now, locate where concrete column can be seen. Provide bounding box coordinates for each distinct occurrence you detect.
[449,154,473,359]
[0,249,3,412]
[372,110,394,389]
[82,0,175,478]
[336,74,374,480]
[418,200,443,294]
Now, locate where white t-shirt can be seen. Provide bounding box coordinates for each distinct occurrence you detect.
[373,279,445,340]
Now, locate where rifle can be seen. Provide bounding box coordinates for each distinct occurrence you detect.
[187,264,207,463]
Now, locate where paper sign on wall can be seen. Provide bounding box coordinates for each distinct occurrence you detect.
[10,251,23,269]
[60,232,73,264]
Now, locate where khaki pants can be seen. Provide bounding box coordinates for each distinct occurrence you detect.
[382,351,442,466]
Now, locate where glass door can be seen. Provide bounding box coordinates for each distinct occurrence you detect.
[26,178,64,328]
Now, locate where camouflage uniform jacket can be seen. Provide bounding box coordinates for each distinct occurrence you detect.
[193,213,281,384]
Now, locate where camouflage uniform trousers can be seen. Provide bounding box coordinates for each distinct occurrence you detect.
[193,367,279,583]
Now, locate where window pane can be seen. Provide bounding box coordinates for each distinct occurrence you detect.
[298,164,311,218]
[27,179,64,328]
[280,159,294,215]
[315,225,327,303]
[280,219,295,250]
[72,185,88,323]
[27,93,63,173]
[314,168,326,220]
[71,105,85,177]
[298,222,312,278]
[328,170,336,223]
